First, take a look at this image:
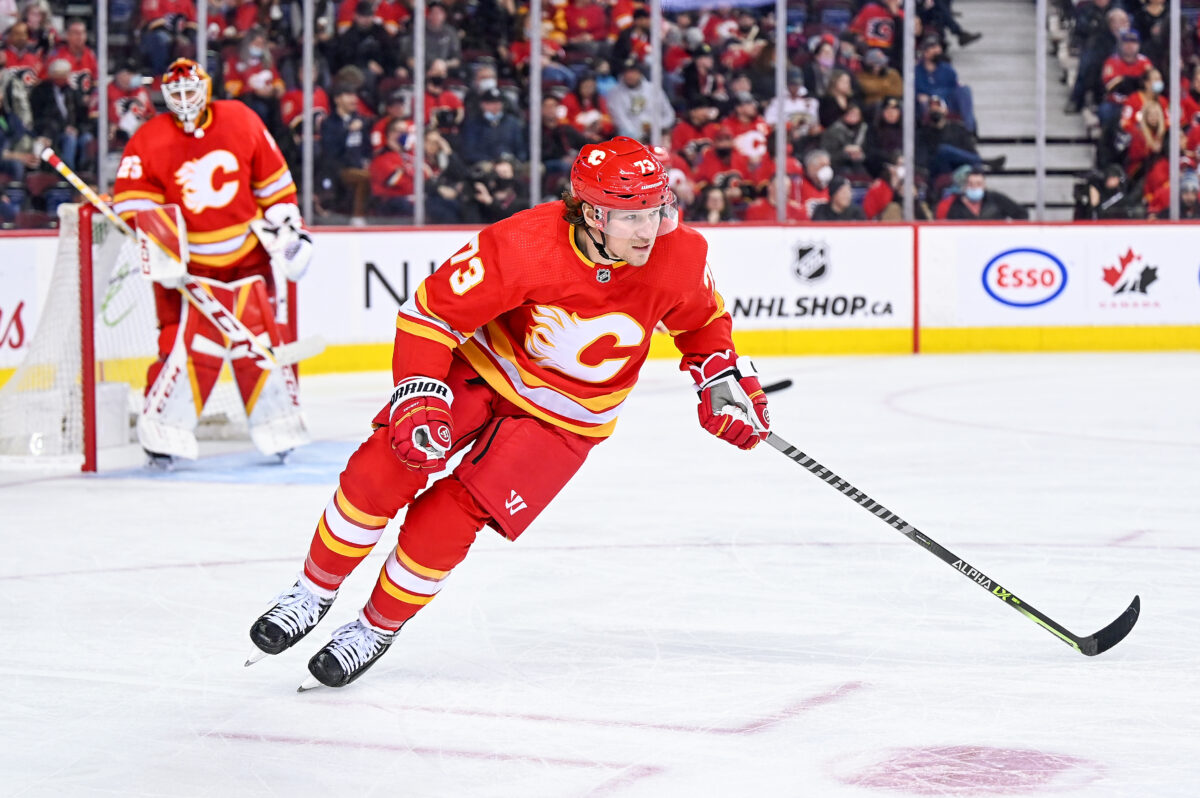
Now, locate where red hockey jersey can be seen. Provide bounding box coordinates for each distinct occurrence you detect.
[112,100,297,269]
[395,202,734,438]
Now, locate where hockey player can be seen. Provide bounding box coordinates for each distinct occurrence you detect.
[247,136,771,690]
[111,58,313,465]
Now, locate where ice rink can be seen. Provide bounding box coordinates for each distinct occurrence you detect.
[1,351,1196,797]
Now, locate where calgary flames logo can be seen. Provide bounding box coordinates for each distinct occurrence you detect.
[525,305,644,383]
[175,150,239,214]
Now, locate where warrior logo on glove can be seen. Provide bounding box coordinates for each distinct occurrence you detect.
[389,377,455,470]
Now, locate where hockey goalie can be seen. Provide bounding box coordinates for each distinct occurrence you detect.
[111,58,314,466]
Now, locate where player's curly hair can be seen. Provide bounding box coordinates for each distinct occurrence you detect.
[561,189,585,224]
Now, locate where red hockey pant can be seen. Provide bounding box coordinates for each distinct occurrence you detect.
[302,358,599,630]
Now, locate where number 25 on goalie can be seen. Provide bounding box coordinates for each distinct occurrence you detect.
[448,236,485,295]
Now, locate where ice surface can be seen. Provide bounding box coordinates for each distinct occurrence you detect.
[1,352,1196,797]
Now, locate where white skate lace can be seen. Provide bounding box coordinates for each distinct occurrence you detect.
[327,620,393,674]
[265,583,326,636]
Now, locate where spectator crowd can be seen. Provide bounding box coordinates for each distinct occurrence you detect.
[0,0,1197,226]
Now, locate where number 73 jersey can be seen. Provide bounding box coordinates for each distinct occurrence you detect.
[111,100,297,269]
[396,202,735,438]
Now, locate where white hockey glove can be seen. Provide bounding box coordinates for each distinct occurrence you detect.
[253,203,314,281]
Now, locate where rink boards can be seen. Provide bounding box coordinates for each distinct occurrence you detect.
[1,221,1198,380]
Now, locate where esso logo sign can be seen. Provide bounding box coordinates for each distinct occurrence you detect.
[981,248,1068,307]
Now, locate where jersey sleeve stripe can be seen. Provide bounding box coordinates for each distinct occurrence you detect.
[185,215,263,243]
[113,189,166,203]
[188,236,260,267]
[396,316,461,348]
[253,164,290,189]
[400,292,470,344]
[254,185,297,207]
[112,197,162,217]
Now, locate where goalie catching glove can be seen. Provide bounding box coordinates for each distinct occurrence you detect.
[689,350,770,450]
[389,377,454,470]
[253,203,314,281]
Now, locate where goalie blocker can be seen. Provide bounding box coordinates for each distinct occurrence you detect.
[134,205,309,460]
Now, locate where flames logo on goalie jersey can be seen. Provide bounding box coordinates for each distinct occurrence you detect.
[175,150,240,214]
[524,305,645,383]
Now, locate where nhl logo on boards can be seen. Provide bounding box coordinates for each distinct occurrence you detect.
[596,268,611,283]
[792,241,830,282]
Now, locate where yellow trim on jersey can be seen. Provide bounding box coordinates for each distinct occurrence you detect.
[113,189,166,203]
[253,164,289,188]
[317,516,374,558]
[186,214,262,243]
[396,316,460,348]
[335,486,389,527]
[378,571,436,604]
[395,546,450,580]
[567,224,627,269]
[413,283,462,333]
[188,235,260,267]
[482,325,635,412]
[255,186,296,207]
[458,341,618,438]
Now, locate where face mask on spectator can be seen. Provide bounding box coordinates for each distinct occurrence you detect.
[965,187,984,202]
[483,110,502,122]
[248,46,264,58]
[816,165,833,185]
[894,165,906,181]
[1151,80,1164,94]
[478,78,498,92]
[816,54,834,69]
[715,144,733,157]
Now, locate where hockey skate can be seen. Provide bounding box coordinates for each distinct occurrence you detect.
[298,613,398,691]
[246,577,336,665]
[143,449,175,470]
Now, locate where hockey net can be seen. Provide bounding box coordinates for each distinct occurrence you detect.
[0,203,246,470]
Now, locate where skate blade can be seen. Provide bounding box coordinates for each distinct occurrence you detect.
[245,647,269,667]
[297,675,323,692]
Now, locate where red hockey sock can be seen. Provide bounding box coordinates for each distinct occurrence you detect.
[302,486,391,591]
[363,477,489,630]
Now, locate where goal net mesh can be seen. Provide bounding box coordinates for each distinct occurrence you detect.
[0,204,245,468]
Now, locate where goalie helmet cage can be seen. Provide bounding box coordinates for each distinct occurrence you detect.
[0,203,294,472]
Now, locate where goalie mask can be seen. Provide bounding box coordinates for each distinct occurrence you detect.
[570,136,679,238]
[162,58,212,133]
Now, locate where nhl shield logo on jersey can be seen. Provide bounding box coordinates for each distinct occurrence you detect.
[792,241,830,282]
[596,268,611,283]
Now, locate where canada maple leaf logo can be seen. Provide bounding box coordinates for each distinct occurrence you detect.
[1102,248,1156,294]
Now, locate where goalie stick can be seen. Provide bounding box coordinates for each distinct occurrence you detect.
[765,432,1140,656]
[40,147,324,369]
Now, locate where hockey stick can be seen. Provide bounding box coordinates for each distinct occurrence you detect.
[40,148,323,368]
[763,378,793,394]
[766,432,1140,656]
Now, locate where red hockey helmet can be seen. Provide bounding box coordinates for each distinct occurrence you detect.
[162,58,212,132]
[571,136,678,236]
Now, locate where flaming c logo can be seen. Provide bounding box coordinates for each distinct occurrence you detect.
[524,305,645,383]
[175,150,239,213]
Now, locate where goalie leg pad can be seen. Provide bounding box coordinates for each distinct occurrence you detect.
[137,300,226,460]
[223,275,309,455]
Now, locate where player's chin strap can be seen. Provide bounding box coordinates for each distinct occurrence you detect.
[581,221,616,263]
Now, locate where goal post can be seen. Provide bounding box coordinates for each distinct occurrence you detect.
[0,203,279,472]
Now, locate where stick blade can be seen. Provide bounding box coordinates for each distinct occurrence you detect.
[1080,595,1140,656]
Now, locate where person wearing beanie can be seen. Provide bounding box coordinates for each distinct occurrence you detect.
[812,175,866,221]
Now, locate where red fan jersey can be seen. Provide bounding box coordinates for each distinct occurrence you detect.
[395,202,733,438]
[45,45,98,93]
[223,56,284,98]
[112,100,297,269]
[2,46,43,87]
